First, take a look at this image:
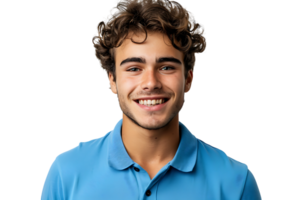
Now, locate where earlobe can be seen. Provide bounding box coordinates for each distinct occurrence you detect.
[190,70,195,80]
[107,72,117,95]
[110,81,117,94]
[186,70,195,94]
[111,85,117,94]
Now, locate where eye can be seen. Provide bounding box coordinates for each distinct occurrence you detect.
[162,66,175,69]
[126,67,138,71]
[126,66,175,72]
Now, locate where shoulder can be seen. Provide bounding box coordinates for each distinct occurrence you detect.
[55,131,111,173]
[40,131,110,199]
[195,139,261,199]
[196,139,248,173]
[56,131,110,163]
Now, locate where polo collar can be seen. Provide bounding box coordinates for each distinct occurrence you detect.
[108,119,198,172]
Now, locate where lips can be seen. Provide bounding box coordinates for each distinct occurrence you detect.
[133,96,170,101]
[135,99,169,111]
[133,98,169,103]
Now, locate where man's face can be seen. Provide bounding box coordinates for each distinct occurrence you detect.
[109,31,193,130]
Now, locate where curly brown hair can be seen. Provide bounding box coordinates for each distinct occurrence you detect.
[92,0,206,82]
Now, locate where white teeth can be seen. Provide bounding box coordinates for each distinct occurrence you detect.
[137,99,166,106]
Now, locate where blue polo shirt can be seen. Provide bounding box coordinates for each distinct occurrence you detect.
[42,120,261,200]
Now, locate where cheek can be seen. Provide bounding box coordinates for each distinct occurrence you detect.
[117,75,138,97]
[164,73,185,95]
[119,74,137,87]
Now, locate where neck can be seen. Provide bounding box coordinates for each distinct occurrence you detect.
[121,114,180,166]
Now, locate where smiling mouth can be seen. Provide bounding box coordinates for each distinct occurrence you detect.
[134,98,170,105]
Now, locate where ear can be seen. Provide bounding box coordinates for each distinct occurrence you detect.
[184,70,193,93]
[109,72,117,94]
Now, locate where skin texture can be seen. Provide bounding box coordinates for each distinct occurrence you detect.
[109,31,193,179]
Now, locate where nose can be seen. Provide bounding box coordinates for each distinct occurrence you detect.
[141,68,162,92]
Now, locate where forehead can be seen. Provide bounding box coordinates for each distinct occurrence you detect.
[114,31,184,66]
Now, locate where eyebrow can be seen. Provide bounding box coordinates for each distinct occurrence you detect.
[120,56,182,66]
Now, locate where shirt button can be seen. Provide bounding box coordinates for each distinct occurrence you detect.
[133,167,140,172]
[146,190,151,196]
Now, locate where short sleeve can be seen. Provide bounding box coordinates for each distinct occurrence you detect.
[240,169,261,200]
[41,158,64,200]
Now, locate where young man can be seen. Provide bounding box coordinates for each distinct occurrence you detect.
[40,0,262,200]
[40,32,261,200]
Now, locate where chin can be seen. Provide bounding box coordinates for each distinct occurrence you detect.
[127,113,174,130]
